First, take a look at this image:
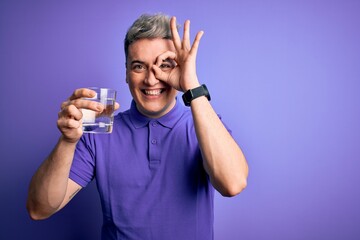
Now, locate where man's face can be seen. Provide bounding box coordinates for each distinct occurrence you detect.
[126,38,178,118]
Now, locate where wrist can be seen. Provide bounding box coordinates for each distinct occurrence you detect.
[182,79,201,92]
[183,84,200,92]
[59,135,80,146]
[182,84,211,107]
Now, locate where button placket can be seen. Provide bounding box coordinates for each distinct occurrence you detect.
[148,121,161,167]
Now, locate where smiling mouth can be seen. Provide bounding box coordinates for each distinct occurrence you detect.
[142,89,165,96]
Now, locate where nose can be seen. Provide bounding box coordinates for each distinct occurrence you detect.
[144,68,159,86]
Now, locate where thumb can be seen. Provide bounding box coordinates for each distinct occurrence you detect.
[114,102,120,111]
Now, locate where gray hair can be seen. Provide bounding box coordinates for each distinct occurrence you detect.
[124,13,177,62]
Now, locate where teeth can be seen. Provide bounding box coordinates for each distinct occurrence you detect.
[144,89,162,96]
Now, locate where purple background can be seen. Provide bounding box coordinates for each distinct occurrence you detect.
[1,0,359,239]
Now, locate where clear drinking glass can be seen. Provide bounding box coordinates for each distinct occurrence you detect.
[81,87,117,133]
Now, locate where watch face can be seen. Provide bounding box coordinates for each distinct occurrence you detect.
[182,84,210,106]
[182,91,192,106]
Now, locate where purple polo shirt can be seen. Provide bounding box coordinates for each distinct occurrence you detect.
[70,99,217,240]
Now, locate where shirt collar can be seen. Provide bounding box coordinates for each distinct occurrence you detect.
[129,97,185,129]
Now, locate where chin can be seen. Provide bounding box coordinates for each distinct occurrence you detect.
[142,106,167,117]
[138,100,174,118]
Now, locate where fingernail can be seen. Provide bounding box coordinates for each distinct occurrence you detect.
[89,90,97,98]
[96,104,103,111]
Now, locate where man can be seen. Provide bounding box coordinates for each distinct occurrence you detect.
[27,13,248,239]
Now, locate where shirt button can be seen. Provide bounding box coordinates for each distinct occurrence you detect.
[152,122,157,127]
[151,139,157,144]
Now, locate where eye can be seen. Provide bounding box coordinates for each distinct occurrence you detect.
[159,62,174,71]
[132,64,146,73]
[160,63,171,68]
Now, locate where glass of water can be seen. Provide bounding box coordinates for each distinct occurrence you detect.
[81,87,117,133]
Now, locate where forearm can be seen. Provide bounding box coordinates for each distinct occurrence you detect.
[26,136,77,219]
[191,96,248,197]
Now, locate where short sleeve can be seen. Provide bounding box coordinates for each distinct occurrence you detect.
[69,135,96,187]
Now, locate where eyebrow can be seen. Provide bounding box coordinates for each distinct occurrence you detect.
[129,60,145,65]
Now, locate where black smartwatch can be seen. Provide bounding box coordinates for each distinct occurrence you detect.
[182,84,211,106]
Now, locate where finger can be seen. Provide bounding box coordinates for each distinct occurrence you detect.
[170,16,182,51]
[68,88,96,101]
[114,102,120,111]
[65,118,81,129]
[68,105,83,120]
[60,100,70,110]
[57,117,81,130]
[155,51,177,66]
[59,104,83,121]
[183,20,191,50]
[60,99,102,119]
[190,30,204,56]
[62,88,97,110]
[70,98,104,112]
